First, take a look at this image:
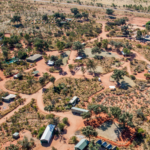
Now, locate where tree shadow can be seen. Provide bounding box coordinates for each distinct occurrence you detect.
[97,121,112,131]
[120,81,131,90]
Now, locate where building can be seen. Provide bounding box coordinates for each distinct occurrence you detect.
[2,94,16,102]
[13,132,19,139]
[32,70,39,76]
[109,86,116,91]
[96,139,102,145]
[66,18,72,22]
[26,54,42,62]
[71,107,89,115]
[47,60,54,66]
[106,144,112,149]
[102,142,107,148]
[75,56,82,60]
[69,96,79,106]
[75,139,89,150]
[40,124,55,144]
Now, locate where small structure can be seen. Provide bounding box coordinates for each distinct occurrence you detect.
[69,96,79,106]
[71,107,89,115]
[82,43,86,46]
[40,124,55,144]
[102,142,107,148]
[112,146,117,150]
[66,18,72,22]
[75,139,89,150]
[47,60,54,66]
[96,140,102,145]
[13,73,22,79]
[26,54,42,62]
[13,132,19,139]
[2,94,16,102]
[75,56,82,60]
[32,70,39,76]
[98,78,101,82]
[109,86,116,91]
[106,144,112,149]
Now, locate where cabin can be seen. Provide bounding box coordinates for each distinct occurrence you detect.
[2,94,16,102]
[40,124,55,144]
[109,86,116,91]
[75,139,89,150]
[47,60,54,66]
[13,132,19,139]
[26,54,42,62]
[69,96,79,106]
[71,107,89,115]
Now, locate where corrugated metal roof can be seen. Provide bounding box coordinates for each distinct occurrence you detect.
[75,139,89,150]
[71,107,89,113]
[69,96,78,104]
[32,71,39,75]
[27,54,42,61]
[40,124,55,143]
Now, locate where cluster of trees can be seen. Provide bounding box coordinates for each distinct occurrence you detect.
[39,72,50,85]
[71,8,89,19]
[11,15,21,24]
[82,104,133,128]
[106,9,114,15]
[123,4,150,12]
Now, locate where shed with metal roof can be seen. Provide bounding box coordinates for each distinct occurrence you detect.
[71,107,89,115]
[40,124,55,144]
[26,54,42,62]
[75,139,89,150]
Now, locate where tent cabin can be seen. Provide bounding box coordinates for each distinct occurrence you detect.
[2,94,16,102]
[13,132,19,139]
[66,18,72,22]
[26,54,42,62]
[98,78,101,82]
[47,60,54,66]
[71,107,89,115]
[102,142,107,148]
[40,124,55,144]
[13,73,22,79]
[109,86,116,91]
[112,146,117,150]
[106,144,112,149]
[75,139,89,150]
[32,70,39,76]
[75,56,82,60]
[69,96,79,106]
[96,140,102,145]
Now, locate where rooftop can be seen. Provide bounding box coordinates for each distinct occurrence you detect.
[75,139,89,150]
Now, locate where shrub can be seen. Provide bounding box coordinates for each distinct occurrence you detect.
[46,114,55,119]
[49,67,55,73]
[37,126,46,139]
[62,117,68,124]
[136,44,142,48]
[58,123,65,131]
[130,75,136,80]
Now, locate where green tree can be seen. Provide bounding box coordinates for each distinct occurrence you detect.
[37,126,46,139]
[73,41,83,51]
[56,41,65,51]
[81,66,86,76]
[55,59,63,68]
[111,69,125,85]
[82,126,98,141]
[88,140,101,150]
[42,14,48,21]
[68,64,74,72]
[5,144,19,150]
[106,9,114,15]
[86,59,97,73]
[50,76,56,86]
[18,50,27,59]
[52,147,57,150]
[110,106,121,119]
[91,46,101,54]
[102,39,108,49]
[58,123,65,131]
[81,112,91,121]
[71,8,79,15]
[2,49,8,60]
[123,48,130,55]
[53,12,60,18]
[62,117,68,124]
[18,136,33,149]
[11,16,21,24]
[39,77,45,85]
[146,21,150,30]
[82,12,89,19]
[136,30,142,40]
[121,26,129,35]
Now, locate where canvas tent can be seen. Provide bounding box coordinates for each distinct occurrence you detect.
[32,71,39,76]
[2,94,16,102]
[71,107,89,115]
[75,56,82,60]
[13,132,19,139]
[109,86,116,90]
[26,54,42,62]
[75,139,89,150]
[69,96,79,106]
[47,60,54,66]
[40,124,55,144]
